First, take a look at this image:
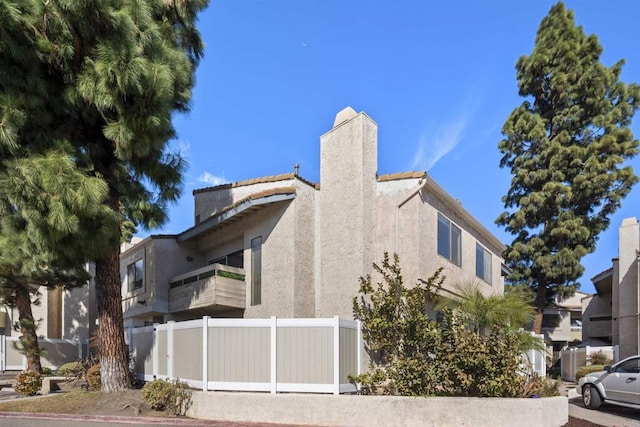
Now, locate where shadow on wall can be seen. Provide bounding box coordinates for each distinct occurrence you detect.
[174,202,288,317]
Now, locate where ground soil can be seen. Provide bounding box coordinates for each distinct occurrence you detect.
[0,382,173,419]
[567,416,604,427]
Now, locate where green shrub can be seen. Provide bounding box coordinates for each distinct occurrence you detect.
[522,374,560,397]
[587,351,614,366]
[87,363,101,390]
[351,253,529,397]
[40,367,54,377]
[14,371,43,396]
[575,365,605,382]
[57,361,85,377]
[142,379,192,416]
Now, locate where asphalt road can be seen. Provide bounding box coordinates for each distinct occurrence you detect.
[570,395,640,427]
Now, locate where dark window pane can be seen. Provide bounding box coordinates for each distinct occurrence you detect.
[451,224,461,266]
[437,214,450,259]
[251,236,262,306]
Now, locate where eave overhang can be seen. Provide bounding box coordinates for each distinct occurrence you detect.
[178,188,296,243]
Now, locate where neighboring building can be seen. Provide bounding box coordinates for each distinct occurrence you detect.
[583,217,640,359]
[120,107,507,327]
[542,290,588,358]
[0,264,97,342]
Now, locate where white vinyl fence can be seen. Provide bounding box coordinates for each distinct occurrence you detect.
[560,345,619,382]
[126,316,362,394]
[523,332,546,376]
[0,336,86,371]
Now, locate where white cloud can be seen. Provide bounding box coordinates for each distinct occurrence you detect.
[411,115,467,171]
[198,172,228,187]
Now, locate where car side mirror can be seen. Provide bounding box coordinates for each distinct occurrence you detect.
[604,365,613,372]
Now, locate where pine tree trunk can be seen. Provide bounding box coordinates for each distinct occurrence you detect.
[15,285,42,373]
[532,285,547,335]
[95,249,130,392]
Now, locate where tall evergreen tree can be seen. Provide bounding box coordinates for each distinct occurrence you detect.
[497,2,640,333]
[0,153,114,372]
[0,0,207,391]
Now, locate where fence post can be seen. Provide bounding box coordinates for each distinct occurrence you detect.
[202,316,209,391]
[152,323,159,379]
[356,320,362,378]
[167,321,175,379]
[0,335,4,372]
[333,316,340,395]
[270,316,277,394]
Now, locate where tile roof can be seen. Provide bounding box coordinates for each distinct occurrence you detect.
[193,173,316,194]
[377,171,426,182]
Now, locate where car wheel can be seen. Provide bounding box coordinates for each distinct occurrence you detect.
[582,384,602,410]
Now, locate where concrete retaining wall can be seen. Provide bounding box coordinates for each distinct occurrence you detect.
[188,392,568,427]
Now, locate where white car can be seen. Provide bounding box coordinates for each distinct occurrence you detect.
[577,355,640,410]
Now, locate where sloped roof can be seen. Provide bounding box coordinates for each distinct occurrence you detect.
[178,187,296,242]
[377,171,426,182]
[193,173,315,194]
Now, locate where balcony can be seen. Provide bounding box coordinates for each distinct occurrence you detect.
[169,263,246,314]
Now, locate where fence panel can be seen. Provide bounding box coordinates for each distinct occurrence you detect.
[1,336,84,371]
[560,345,616,381]
[522,332,546,377]
[173,321,203,387]
[208,320,271,390]
[130,326,154,381]
[128,316,361,394]
[277,325,333,386]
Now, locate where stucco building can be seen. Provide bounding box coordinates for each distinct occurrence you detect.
[120,107,507,326]
[583,217,640,359]
[0,264,97,342]
[541,290,587,359]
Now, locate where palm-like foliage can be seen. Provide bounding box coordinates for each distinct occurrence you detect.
[437,282,543,353]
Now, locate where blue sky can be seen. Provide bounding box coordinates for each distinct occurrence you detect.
[155,1,640,295]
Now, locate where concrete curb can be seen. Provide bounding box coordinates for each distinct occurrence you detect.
[0,411,294,426]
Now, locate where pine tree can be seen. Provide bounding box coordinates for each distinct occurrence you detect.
[0,152,115,372]
[497,2,640,333]
[0,0,207,390]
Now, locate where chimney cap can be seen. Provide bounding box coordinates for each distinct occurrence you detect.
[333,106,358,128]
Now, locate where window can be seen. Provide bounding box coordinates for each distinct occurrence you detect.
[615,358,640,374]
[209,250,244,269]
[127,259,144,292]
[251,236,262,306]
[437,214,461,266]
[475,243,492,283]
[541,314,561,329]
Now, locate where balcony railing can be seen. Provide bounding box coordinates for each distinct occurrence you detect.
[169,263,246,313]
[170,263,245,288]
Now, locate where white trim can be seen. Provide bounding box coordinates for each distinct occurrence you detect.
[202,316,209,391]
[333,315,340,395]
[208,318,273,328]
[208,381,272,392]
[171,319,204,330]
[131,325,155,334]
[277,383,334,393]
[152,323,159,379]
[270,316,277,394]
[167,321,175,379]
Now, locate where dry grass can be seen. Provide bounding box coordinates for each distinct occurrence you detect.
[0,387,172,418]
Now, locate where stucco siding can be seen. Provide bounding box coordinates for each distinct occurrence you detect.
[194,177,297,221]
[374,184,503,298]
[617,218,639,358]
[318,111,378,319]
[243,202,297,318]
[293,182,317,317]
